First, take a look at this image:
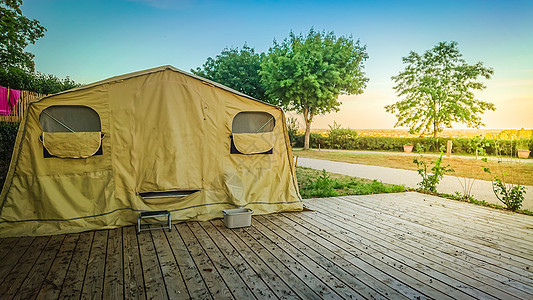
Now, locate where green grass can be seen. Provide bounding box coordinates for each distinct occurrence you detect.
[295,149,533,186]
[296,166,406,198]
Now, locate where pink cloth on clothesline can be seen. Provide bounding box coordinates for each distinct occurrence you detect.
[0,86,21,115]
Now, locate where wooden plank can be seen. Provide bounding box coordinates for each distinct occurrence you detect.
[103,228,124,299]
[252,216,370,299]
[210,219,300,299]
[0,236,49,297]
[232,218,332,299]
[0,237,18,261]
[246,220,348,299]
[367,194,533,253]
[59,231,95,299]
[346,194,533,254]
[137,225,167,299]
[36,234,80,300]
[307,199,521,299]
[212,220,321,299]
[200,221,278,299]
[397,192,533,228]
[311,197,533,297]
[0,236,34,282]
[81,230,108,299]
[177,222,231,299]
[258,214,410,300]
[321,196,533,281]
[188,222,255,299]
[14,235,65,300]
[123,226,146,300]
[150,225,189,299]
[292,209,482,299]
[165,224,210,299]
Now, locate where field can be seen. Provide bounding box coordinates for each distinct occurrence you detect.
[294,149,533,186]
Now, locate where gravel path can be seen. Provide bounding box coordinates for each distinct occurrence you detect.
[298,157,533,211]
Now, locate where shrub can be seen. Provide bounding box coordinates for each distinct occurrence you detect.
[286,117,299,146]
[326,122,358,150]
[413,152,454,193]
[0,122,19,188]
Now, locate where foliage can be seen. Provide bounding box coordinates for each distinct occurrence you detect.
[296,167,405,198]
[285,117,300,146]
[261,28,368,149]
[0,0,46,72]
[413,152,454,193]
[300,169,339,198]
[454,135,488,200]
[0,122,19,188]
[483,141,527,211]
[327,121,358,149]
[0,66,80,94]
[385,41,495,137]
[291,132,531,157]
[492,177,526,211]
[192,44,269,101]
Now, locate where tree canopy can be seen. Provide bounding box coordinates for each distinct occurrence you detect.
[385,41,495,137]
[192,44,269,101]
[260,29,368,149]
[0,66,79,94]
[0,0,46,72]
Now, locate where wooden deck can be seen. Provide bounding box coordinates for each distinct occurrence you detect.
[0,192,532,299]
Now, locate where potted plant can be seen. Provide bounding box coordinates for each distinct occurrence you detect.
[403,143,414,153]
[516,139,531,159]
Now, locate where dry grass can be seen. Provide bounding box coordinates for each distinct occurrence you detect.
[294,150,533,186]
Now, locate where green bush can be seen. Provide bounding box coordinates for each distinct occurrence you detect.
[0,66,80,94]
[292,131,532,157]
[0,122,19,188]
[0,123,19,162]
[326,122,358,149]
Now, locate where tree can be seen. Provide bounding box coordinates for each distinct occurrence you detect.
[385,41,495,137]
[192,44,269,101]
[0,67,80,94]
[0,0,46,72]
[260,29,368,149]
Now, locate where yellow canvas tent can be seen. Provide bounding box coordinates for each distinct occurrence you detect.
[0,66,302,237]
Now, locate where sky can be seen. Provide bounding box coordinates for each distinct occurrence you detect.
[21,0,533,130]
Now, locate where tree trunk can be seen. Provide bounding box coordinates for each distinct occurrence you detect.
[304,119,311,150]
[303,107,312,150]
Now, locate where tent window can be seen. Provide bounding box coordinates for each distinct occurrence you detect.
[40,105,101,132]
[39,106,103,158]
[231,112,275,155]
[232,112,275,133]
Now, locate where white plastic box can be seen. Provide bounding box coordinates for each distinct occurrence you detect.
[223,208,253,228]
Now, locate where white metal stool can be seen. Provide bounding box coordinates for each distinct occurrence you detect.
[137,210,171,233]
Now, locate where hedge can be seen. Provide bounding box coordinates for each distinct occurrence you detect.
[292,134,532,156]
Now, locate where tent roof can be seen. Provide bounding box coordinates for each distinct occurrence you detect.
[36,65,278,108]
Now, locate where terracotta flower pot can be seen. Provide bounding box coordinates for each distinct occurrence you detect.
[517,149,530,159]
[403,145,414,153]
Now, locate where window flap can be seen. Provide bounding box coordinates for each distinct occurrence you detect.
[42,132,102,158]
[232,132,275,155]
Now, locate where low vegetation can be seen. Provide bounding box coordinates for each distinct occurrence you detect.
[296,166,405,198]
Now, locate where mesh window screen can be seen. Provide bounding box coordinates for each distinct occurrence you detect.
[40,106,101,132]
[232,112,275,133]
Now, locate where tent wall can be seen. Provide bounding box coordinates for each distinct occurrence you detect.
[0,68,302,237]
